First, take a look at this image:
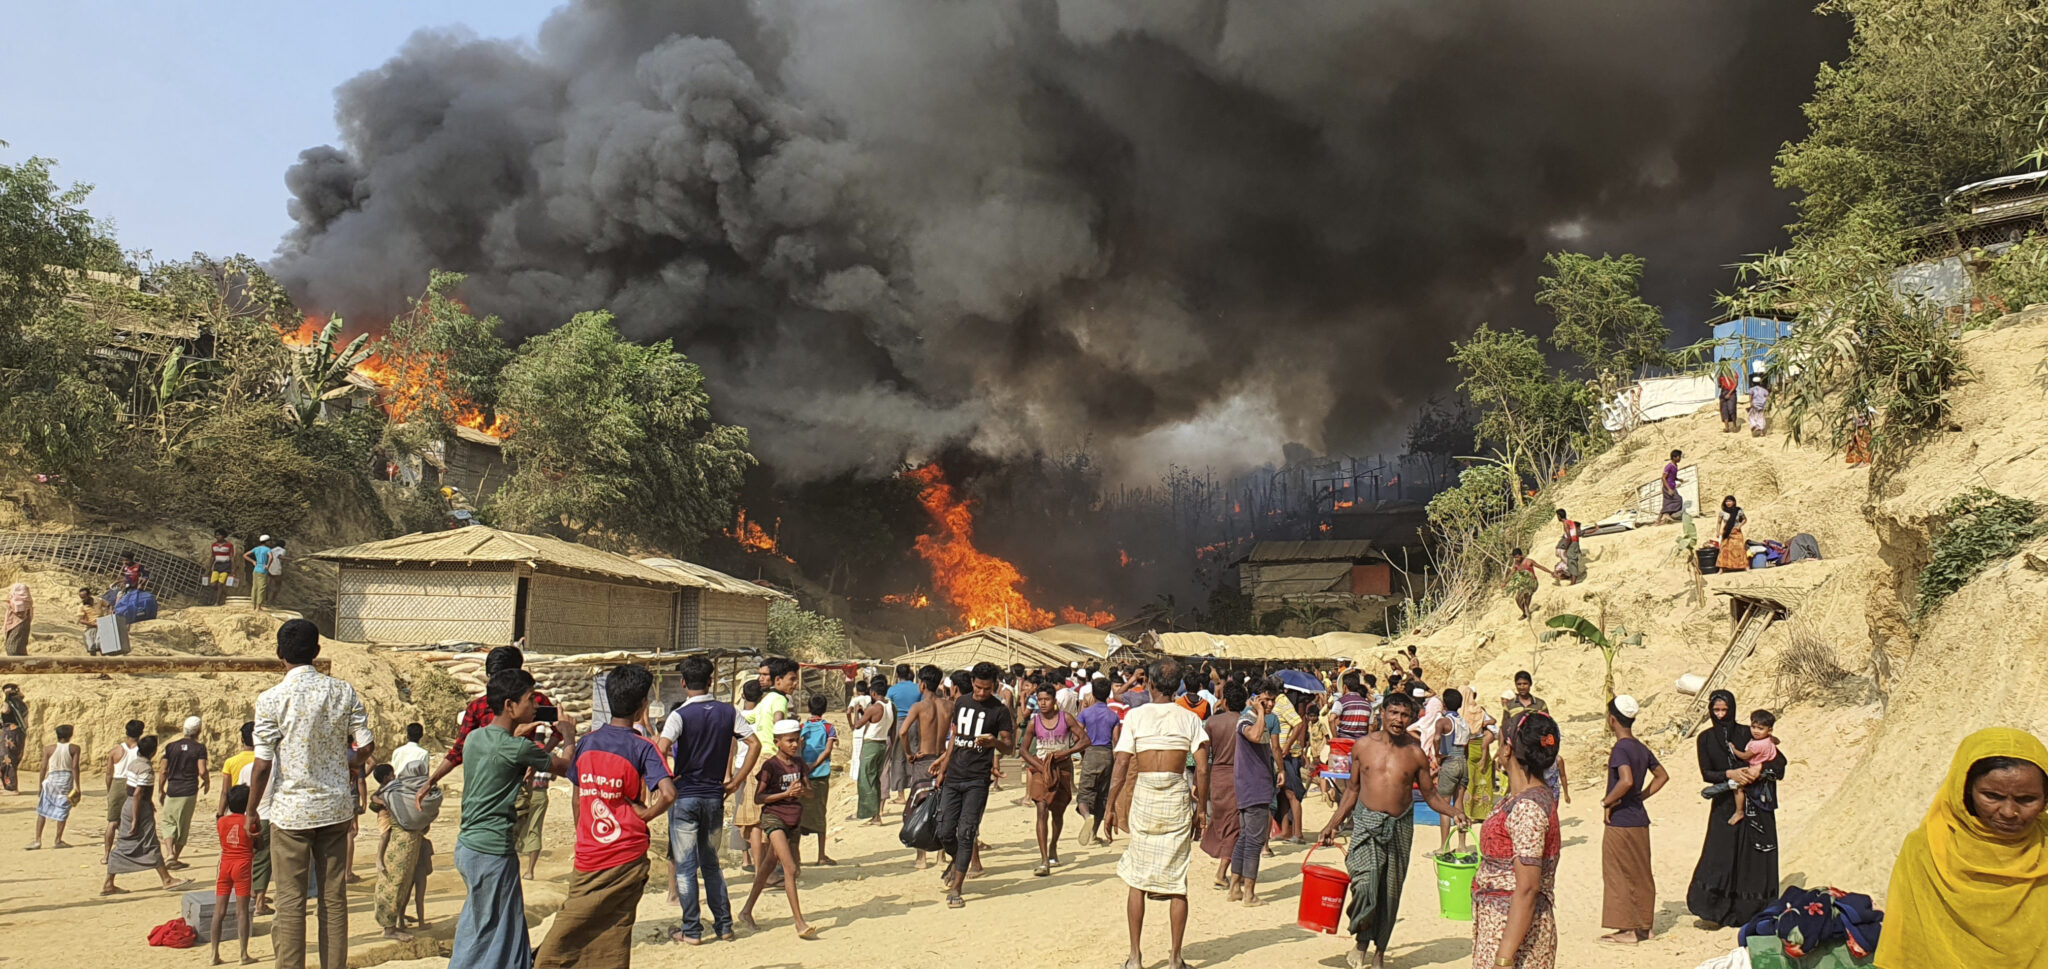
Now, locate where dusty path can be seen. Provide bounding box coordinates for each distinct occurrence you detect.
[0,753,1794,969]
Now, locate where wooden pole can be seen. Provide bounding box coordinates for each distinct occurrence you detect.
[0,656,328,675]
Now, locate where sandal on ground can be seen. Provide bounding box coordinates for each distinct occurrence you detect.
[1033,864,1050,877]
[946,893,965,909]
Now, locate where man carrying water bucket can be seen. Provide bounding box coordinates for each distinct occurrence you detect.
[1316,691,1467,969]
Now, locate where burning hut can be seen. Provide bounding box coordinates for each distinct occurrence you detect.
[895,627,1101,673]
[315,527,779,654]
[1234,540,1417,633]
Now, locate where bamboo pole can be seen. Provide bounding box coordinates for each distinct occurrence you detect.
[0,656,329,674]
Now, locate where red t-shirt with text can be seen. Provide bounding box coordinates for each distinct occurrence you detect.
[570,724,670,872]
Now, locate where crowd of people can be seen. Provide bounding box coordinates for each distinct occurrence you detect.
[1,616,2042,969]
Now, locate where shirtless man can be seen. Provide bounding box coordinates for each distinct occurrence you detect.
[1318,692,1466,969]
[900,665,947,868]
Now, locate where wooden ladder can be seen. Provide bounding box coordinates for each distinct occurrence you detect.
[1662,602,1777,742]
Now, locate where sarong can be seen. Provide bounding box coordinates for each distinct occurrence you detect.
[1660,490,1684,516]
[1465,743,1499,820]
[1076,745,1114,819]
[1601,824,1655,932]
[106,778,128,823]
[800,774,830,834]
[856,740,887,820]
[1117,772,1194,896]
[3,622,26,656]
[375,827,426,929]
[1199,754,1239,860]
[514,786,548,855]
[1474,892,1558,969]
[38,769,73,821]
[161,794,197,848]
[1716,526,1749,572]
[1560,543,1586,582]
[450,845,530,969]
[535,858,650,969]
[1027,760,1073,813]
[108,785,164,874]
[881,730,911,799]
[731,758,764,827]
[1344,804,1415,953]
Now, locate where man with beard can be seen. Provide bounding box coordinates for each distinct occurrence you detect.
[1317,691,1467,969]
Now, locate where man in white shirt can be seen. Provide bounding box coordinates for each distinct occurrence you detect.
[389,723,431,775]
[248,619,374,969]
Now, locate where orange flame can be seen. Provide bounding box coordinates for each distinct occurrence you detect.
[1333,499,1356,510]
[727,509,792,562]
[882,592,932,609]
[282,314,507,435]
[906,464,1114,631]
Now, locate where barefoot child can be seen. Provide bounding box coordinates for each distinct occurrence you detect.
[798,695,839,866]
[1705,710,1778,825]
[212,785,255,965]
[740,720,816,938]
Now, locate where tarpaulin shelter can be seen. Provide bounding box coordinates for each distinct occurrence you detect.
[896,626,1098,672]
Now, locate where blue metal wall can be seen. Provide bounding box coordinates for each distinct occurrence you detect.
[1710,316,1792,373]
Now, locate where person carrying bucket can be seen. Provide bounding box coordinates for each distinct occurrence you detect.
[1315,691,1466,969]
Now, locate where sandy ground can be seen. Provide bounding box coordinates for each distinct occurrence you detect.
[1,745,1799,969]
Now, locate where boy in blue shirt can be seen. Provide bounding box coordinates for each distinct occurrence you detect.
[799,695,838,866]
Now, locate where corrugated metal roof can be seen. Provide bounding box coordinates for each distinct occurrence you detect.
[1245,562,1354,596]
[1244,540,1375,563]
[897,627,1094,671]
[638,558,792,600]
[312,527,682,587]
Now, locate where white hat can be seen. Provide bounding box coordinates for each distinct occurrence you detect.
[1612,694,1641,719]
[183,715,202,735]
[1501,689,1516,702]
[772,720,801,736]
[259,534,271,542]
[1410,687,1427,698]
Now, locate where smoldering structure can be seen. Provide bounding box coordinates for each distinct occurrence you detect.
[276,0,1840,481]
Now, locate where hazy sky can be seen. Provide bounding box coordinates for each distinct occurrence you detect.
[0,1,555,260]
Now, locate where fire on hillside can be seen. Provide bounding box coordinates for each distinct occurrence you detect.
[281,315,508,435]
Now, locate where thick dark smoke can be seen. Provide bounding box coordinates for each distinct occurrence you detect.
[276,0,1841,480]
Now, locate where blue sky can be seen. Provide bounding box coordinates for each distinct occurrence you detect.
[0,1,558,261]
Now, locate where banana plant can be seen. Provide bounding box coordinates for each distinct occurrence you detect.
[149,345,208,451]
[283,316,372,427]
[1539,607,1643,701]
[1669,515,1705,606]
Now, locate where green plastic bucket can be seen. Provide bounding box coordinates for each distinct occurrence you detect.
[1434,851,1478,921]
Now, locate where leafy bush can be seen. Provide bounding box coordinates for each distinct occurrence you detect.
[767,599,847,662]
[1916,488,2045,616]
[1977,235,2048,312]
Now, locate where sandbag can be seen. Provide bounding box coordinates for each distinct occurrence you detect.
[898,788,943,852]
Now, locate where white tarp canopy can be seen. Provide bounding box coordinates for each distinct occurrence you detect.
[1602,374,1718,432]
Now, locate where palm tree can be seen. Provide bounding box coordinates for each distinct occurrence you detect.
[1282,601,1344,636]
[1538,605,1643,702]
[283,316,371,427]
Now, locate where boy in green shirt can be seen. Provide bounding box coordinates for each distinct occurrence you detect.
[434,669,576,969]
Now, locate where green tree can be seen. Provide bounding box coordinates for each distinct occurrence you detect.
[767,599,848,662]
[1536,251,1671,377]
[1776,0,2048,243]
[1449,324,1597,502]
[146,254,297,408]
[493,311,754,553]
[0,154,121,351]
[375,270,514,443]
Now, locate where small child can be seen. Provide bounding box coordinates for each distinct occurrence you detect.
[740,720,816,939]
[368,763,395,874]
[799,695,838,866]
[212,784,255,965]
[1702,710,1778,825]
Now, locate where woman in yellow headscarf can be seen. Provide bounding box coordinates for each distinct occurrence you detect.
[1876,727,2048,968]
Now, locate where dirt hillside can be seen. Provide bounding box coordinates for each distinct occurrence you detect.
[1403,305,2048,900]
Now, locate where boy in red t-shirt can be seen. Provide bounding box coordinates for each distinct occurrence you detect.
[740,721,815,938]
[212,784,254,965]
[532,664,676,969]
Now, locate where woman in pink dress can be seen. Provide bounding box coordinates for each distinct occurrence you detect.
[1471,711,1562,969]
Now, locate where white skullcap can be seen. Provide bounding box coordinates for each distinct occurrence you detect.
[183,716,202,734]
[1612,695,1641,719]
[772,720,802,736]
[259,534,271,542]
[1411,687,1427,698]
[1501,690,1516,701]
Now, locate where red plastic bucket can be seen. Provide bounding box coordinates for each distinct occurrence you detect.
[1325,738,1354,779]
[1297,845,1349,934]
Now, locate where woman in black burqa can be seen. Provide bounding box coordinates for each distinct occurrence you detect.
[1685,689,1787,927]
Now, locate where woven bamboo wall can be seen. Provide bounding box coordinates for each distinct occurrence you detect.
[526,573,675,653]
[697,590,769,650]
[336,565,516,644]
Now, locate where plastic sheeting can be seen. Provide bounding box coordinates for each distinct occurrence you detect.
[1602,374,1719,432]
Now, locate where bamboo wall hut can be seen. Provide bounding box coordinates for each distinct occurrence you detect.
[896,626,1099,672]
[638,558,790,652]
[315,528,685,653]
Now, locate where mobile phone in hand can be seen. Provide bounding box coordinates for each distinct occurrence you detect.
[534,704,560,723]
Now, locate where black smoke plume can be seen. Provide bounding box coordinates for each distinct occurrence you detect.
[276,0,1842,481]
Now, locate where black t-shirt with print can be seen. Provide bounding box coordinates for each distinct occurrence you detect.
[162,738,207,798]
[942,695,1014,785]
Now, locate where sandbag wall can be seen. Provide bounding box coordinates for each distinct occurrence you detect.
[417,652,597,726]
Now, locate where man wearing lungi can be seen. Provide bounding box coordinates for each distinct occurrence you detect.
[535,664,674,968]
[1598,695,1667,945]
[1105,658,1209,969]
[440,668,577,969]
[1317,690,1465,969]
